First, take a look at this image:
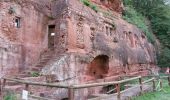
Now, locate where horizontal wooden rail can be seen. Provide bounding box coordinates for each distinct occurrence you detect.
[72,76,141,89]
[123,75,170,78]
[142,78,155,84]
[2,75,169,100]
[2,78,69,88]
[2,76,142,89]
[160,76,169,78]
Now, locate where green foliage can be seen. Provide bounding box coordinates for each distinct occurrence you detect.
[158,47,170,67]
[30,71,40,77]
[123,0,170,68]
[80,0,90,6]
[123,7,155,44]
[90,4,98,12]
[80,0,98,12]
[4,93,17,100]
[123,0,165,16]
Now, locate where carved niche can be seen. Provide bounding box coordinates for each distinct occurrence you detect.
[76,16,85,49]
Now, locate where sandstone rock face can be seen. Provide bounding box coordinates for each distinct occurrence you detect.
[0,0,157,99]
[0,0,52,75]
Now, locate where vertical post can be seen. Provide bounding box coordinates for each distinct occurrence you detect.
[2,79,6,88]
[0,79,1,95]
[168,76,170,86]
[68,86,74,100]
[116,83,121,100]
[25,84,29,91]
[1,79,6,96]
[160,80,163,89]
[152,79,156,91]
[139,78,143,93]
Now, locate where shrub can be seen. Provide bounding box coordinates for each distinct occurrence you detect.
[80,0,90,6]
[80,0,99,12]
[123,7,155,44]
[30,71,40,77]
[4,93,17,100]
[122,0,170,68]
[90,4,98,12]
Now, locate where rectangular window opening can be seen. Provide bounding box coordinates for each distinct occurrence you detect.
[15,17,21,28]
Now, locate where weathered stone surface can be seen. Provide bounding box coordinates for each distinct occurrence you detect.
[0,0,157,99]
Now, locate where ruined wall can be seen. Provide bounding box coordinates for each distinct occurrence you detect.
[41,0,157,84]
[0,0,52,74]
[40,0,157,99]
[0,0,157,99]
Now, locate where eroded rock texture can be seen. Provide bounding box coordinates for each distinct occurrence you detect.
[0,0,157,99]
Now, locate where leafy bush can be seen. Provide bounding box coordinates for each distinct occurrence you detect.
[122,0,170,67]
[158,47,170,67]
[123,7,155,44]
[90,4,98,12]
[80,0,98,12]
[4,93,17,100]
[30,71,40,77]
[80,0,90,6]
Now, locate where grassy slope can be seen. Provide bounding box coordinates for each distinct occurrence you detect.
[133,80,170,100]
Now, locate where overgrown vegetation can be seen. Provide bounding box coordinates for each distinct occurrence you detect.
[80,0,99,12]
[30,71,40,77]
[132,79,170,100]
[4,93,17,100]
[123,0,170,68]
[123,7,155,44]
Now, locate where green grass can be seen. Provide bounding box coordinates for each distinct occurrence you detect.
[120,77,150,90]
[133,79,170,100]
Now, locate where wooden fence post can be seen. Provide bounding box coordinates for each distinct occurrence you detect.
[160,80,163,89]
[139,78,143,94]
[116,83,121,100]
[68,86,74,100]
[0,79,1,95]
[168,76,170,86]
[152,79,156,91]
[2,79,6,88]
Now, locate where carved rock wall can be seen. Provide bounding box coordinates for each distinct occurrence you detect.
[0,0,50,74]
[0,0,157,99]
[40,1,157,99]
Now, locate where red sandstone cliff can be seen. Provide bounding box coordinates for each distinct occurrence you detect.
[0,0,157,99]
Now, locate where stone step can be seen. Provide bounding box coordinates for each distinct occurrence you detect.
[4,85,24,93]
[17,74,32,78]
[40,57,51,60]
[21,76,46,82]
[31,67,41,71]
[39,60,49,63]
[5,81,22,86]
[35,64,45,68]
[41,54,52,57]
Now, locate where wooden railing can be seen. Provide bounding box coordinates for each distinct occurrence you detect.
[0,75,170,100]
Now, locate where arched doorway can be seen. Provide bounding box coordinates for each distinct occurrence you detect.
[88,55,109,79]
